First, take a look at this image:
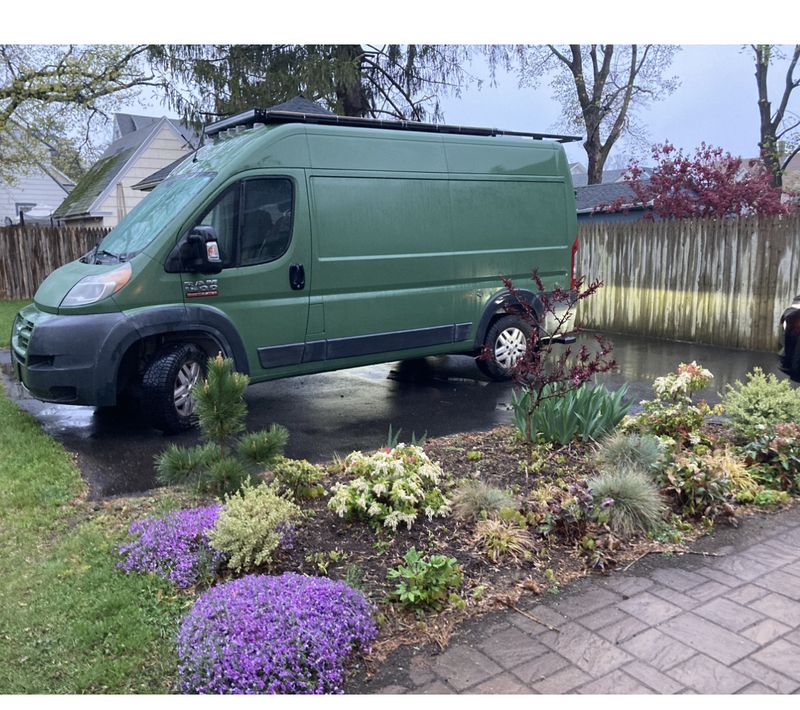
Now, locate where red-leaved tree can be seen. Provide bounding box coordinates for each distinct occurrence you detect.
[620,142,792,219]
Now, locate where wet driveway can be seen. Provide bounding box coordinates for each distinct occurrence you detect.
[0,332,787,499]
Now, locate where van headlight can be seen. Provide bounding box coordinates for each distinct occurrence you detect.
[61,263,132,307]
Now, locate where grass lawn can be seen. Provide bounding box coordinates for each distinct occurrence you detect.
[0,299,30,348]
[0,300,195,692]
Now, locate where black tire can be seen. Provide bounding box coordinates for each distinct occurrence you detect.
[141,343,207,433]
[476,315,534,381]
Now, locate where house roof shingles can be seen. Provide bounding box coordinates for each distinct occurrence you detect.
[54,114,198,220]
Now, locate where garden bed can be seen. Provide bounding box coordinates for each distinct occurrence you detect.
[112,360,800,692]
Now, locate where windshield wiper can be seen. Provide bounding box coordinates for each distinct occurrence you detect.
[93,248,122,264]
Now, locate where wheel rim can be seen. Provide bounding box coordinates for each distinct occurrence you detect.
[174,360,201,417]
[494,327,527,370]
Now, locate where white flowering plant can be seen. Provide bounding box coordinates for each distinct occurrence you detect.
[623,361,721,443]
[327,444,450,531]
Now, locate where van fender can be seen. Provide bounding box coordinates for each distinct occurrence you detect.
[117,304,250,373]
[98,305,250,404]
[473,288,543,349]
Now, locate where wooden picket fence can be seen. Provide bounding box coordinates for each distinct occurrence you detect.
[0,225,109,300]
[576,214,800,352]
[2,216,799,352]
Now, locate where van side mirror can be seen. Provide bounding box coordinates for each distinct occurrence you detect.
[165,226,223,274]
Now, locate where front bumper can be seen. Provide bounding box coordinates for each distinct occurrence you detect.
[11,305,130,406]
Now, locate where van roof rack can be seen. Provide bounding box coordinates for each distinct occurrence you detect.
[205,109,582,143]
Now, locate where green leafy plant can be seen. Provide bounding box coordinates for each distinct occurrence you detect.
[328,444,450,531]
[156,355,287,495]
[512,383,631,445]
[450,480,516,522]
[387,547,462,613]
[527,480,595,541]
[473,519,535,563]
[723,368,800,440]
[740,422,800,492]
[385,424,427,448]
[588,467,666,537]
[208,482,301,573]
[304,549,348,576]
[267,457,327,500]
[662,453,735,521]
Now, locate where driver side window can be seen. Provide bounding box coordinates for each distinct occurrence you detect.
[193,178,294,269]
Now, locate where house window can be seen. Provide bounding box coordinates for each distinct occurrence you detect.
[15,203,36,216]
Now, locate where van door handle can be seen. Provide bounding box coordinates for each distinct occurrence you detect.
[289,263,305,290]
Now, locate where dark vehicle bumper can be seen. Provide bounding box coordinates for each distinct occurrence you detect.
[11,308,130,407]
[779,301,800,380]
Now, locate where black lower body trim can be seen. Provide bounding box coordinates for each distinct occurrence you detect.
[257,323,473,369]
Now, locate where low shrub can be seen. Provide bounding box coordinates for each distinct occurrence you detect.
[177,573,377,694]
[662,453,735,521]
[588,468,665,537]
[473,518,535,563]
[387,547,462,613]
[117,504,224,589]
[723,368,800,440]
[267,457,327,500]
[527,480,595,541]
[328,444,450,530]
[594,432,665,475]
[697,448,760,502]
[208,482,301,573]
[741,422,800,492]
[626,362,718,442]
[450,480,516,522]
[512,383,631,445]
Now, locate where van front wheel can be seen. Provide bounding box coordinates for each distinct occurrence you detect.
[476,315,533,381]
[142,344,207,433]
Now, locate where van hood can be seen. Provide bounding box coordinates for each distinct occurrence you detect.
[34,259,123,313]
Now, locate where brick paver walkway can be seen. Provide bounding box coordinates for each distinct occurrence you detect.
[354,506,800,694]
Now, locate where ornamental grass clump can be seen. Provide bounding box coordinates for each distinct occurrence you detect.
[117,504,224,589]
[177,573,377,694]
[588,467,666,538]
[328,444,450,530]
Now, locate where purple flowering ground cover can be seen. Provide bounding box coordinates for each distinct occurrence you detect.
[117,504,225,589]
[177,573,377,694]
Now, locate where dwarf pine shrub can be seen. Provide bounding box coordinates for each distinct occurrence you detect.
[156,355,287,495]
[177,573,377,694]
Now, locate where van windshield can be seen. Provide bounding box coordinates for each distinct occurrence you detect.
[91,174,213,262]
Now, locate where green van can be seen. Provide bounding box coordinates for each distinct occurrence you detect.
[11,110,579,433]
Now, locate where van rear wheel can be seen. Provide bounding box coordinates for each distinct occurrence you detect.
[476,315,533,381]
[142,344,207,433]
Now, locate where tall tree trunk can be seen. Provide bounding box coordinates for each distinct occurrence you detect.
[755,45,783,189]
[334,45,370,117]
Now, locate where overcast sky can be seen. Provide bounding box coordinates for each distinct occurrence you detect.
[125,44,797,171]
[10,3,798,172]
[433,45,792,168]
